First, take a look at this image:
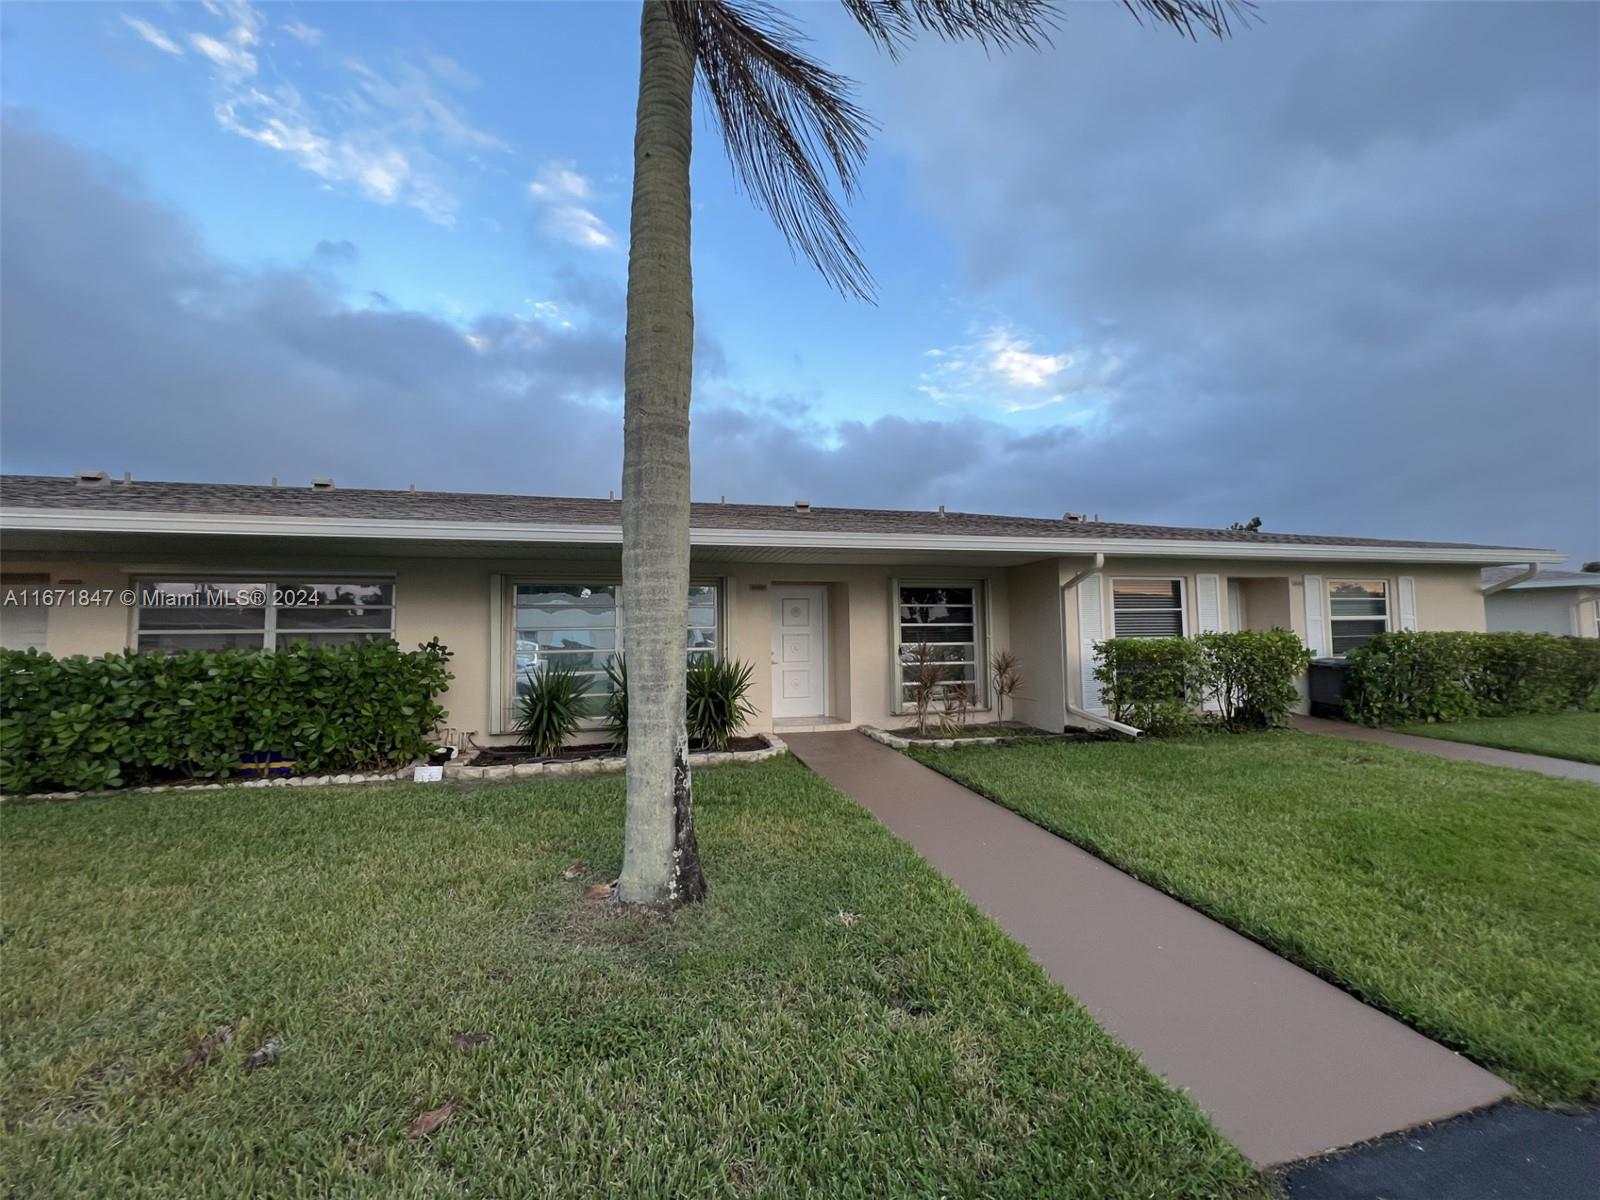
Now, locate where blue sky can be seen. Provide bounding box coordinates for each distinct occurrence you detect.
[2,1,1596,560]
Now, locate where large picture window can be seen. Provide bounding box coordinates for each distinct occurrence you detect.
[895,583,982,707]
[1111,578,1186,638]
[134,579,394,653]
[1328,580,1389,655]
[511,582,719,717]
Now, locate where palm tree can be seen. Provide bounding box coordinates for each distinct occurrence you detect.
[616,0,1244,908]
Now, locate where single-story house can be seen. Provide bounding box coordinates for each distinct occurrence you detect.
[1482,566,1600,639]
[0,472,1565,741]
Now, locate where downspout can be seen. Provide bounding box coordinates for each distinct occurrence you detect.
[1482,562,1540,596]
[1060,554,1142,738]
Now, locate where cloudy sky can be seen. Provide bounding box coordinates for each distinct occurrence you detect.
[1,1,1596,559]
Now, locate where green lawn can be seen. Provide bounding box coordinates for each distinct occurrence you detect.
[910,733,1600,1105]
[1397,710,1600,765]
[0,758,1265,1199]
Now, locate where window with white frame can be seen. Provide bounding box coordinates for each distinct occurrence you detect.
[134,580,394,653]
[1328,580,1389,655]
[511,582,718,717]
[895,583,982,708]
[1111,578,1186,638]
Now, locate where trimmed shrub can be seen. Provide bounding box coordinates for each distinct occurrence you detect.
[1342,631,1478,726]
[1095,637,1207,735]
[1473,632,1576,716]
[1197,629,1312,730]
[0,640,453,795]
[1344,630,1600,726]
[1568,638,1600,712]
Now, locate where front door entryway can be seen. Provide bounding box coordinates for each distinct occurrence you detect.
[771,586,828,720]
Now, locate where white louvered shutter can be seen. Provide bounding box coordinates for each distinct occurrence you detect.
[1303,575,1327,657]
[1079,574,1107,714]
[1398,576,1418,631]
[1195,575,1223,633]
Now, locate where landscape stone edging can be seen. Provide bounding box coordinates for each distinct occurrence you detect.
[860,724,1056,751]
[3,734,790,803]
[439,733,789,783]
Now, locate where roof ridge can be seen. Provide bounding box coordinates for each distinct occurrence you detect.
[0,472,1560,556]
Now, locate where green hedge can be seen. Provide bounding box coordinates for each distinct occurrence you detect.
[1197,629,1313,729]
[1094,629,1310,735]
[0,640,453,795]
[1344,631,1600,726]
[1095,637,1205,734]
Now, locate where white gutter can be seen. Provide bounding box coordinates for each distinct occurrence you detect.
[1481,562,1541,595]
[0,507,1567,565]
[1059,554,1142,739]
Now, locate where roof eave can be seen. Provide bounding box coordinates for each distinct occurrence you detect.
[0,507,1564,566]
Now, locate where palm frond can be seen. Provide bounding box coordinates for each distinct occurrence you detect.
[668,0,876,301]
[1117,0,1253,40]
[841,0,1251,57]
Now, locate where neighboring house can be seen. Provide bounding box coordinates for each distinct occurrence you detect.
[1482,567,1600,639]
[0,473,1565,740]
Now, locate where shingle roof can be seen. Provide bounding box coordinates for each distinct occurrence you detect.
[0,473,1553,554]
[1482,566,1600,588]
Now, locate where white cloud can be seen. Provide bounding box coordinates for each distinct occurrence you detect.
[343,58,508,152]
[216,89,456,223]
[153,0,507,225]
[190,32,257,77]
[280,18,322,45]
[919,324,1124,419]
[122,15,184,56]
[982,329,1069,388]
[529,162,616,249]
[186,0,261,80]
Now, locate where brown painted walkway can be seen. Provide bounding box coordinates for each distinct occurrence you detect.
[1291,715,1600,784]
[784,731,1513,1167]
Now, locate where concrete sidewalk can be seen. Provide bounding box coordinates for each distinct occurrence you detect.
[1290,715,1600,784]
[784,731,1513,1167]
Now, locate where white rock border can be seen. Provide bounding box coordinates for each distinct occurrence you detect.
[440,733,788,783]
[3,734,790,803]
[860,724,1066,751]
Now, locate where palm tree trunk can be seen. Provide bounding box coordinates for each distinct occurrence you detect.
[616,0,705,907]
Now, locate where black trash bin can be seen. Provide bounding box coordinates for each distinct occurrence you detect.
[1306,657,1349,718]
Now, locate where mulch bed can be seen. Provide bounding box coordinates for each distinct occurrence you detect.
[887,723,1054,740]
[467,735,768,768]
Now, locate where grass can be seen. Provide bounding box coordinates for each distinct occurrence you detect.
[909,732,1600,1105]
[0,757,1266,1199]
[1397,710,1600,765]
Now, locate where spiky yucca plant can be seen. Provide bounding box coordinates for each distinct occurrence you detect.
[685,657,758,751]
[515,663,592,758]
[602,654,630,751]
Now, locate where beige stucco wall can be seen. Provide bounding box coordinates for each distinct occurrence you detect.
[0,548,1494,740]
[0,552,1015,743]
[717,561,1012,733]
[1058,558,1489,711]
[1486,588,1600,638]
[1002,558,1066,731]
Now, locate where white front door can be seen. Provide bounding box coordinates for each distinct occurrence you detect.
[771,587,828,720]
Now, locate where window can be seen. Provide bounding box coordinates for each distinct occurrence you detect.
[1328,580,1389,655]
[1111,578,1185,638]
[511,582,719,717]
[895,583,982,707]
[134,579,394,653]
